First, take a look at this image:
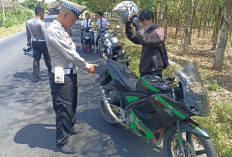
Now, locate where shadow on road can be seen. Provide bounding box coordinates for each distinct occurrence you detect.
[76,107,163,157]
[14,124,58,152]
[13,71,34,82]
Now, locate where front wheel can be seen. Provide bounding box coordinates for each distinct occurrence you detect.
[163,126,217,157]
[99,45,107,59]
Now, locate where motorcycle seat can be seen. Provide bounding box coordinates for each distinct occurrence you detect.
[112,42,123,47]
[106,60,138,91]
[112,42,123,49]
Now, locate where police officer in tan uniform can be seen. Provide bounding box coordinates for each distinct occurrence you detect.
[45,1,96,154]
[26,7,51,82]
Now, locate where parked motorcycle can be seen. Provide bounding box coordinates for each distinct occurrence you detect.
[82,27,94,53]
[99,60,217,157]
[97,28,125,61]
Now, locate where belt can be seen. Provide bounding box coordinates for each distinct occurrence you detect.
[51,68,77,75]
[32,39,46,42]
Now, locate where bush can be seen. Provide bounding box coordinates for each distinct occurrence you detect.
[208,80,220,91]
[0,18,3,27]
[2,8,33,28]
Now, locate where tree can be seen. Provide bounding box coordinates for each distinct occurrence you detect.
[211,0,225,50]
[0,0,5,21]
[189,0,200,44]
[197,0,207,38]
[83,0,112,13]
[213,0,232,70]
[203,0,211,34]
[175,0,184,39]
[183,0,194,54]
[164,0,168,41]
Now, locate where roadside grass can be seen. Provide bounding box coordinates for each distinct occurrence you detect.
[119,35,232,157]
[0,23,26,39]
[194,100,232,157]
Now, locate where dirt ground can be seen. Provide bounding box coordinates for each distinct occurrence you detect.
[166,28,232,101]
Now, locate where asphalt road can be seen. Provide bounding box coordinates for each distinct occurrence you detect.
[0,15,164,157]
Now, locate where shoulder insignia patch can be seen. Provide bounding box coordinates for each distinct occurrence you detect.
[57,31,63,38]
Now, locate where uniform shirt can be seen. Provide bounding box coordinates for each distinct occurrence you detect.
[45,20,91,69]
[81,19,94,28]
[26,17,47,41]
[96,18,110,28]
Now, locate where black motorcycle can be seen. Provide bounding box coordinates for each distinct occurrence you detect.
[97,28,125,61]
[99,59,217,157]
[82,27,94,53]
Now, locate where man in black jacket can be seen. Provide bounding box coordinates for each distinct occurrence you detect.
[125,10,168,77]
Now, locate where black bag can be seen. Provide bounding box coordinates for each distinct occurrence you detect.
[163,47,169,69]
[158,43,169,69]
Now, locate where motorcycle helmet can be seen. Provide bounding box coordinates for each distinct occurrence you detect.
[112,1,139,25]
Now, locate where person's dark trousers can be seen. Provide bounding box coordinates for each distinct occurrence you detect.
[96,34,100,47]
[49,72,78,146]
[80,31,83,45]
[91,31,95,46]
[32,41,52,78]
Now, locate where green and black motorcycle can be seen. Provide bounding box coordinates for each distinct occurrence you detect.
[98,59,217,157]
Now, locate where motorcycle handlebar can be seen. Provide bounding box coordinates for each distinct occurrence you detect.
[82,27,93,31]
[97,28,109,32]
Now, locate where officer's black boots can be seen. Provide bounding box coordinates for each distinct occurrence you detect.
[33,76,41,82]
[57,144,78,154]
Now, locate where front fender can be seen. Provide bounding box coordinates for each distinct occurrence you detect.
[180,119,211,138]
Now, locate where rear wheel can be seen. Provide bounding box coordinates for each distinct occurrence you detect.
[84,41,91,53]
[163,126,217,157]
[100,81,121,125]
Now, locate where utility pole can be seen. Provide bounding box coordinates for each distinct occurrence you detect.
[0,0,6,21]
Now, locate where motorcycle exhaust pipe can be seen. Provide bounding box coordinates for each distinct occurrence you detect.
[99,86,122,123]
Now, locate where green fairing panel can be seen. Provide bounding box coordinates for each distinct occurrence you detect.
[130,111,154,140]
[141,77,161,93]
[126,96,139,102]
[156,96,187,119]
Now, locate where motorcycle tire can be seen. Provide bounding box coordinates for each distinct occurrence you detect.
[100,82,118,125]
[84,42,91,53]
[163,126,217,157]
[99,45,107,59]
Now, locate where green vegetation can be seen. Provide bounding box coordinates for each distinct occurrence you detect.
[22,0,49,11]
[208,80,220,91]
[2,9,33,28]
[0,0,48,28]
[194,100,232,157]
[0,17,3,27]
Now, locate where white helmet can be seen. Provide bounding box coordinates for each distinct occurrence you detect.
[112,1,139,25]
